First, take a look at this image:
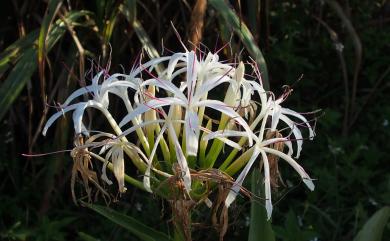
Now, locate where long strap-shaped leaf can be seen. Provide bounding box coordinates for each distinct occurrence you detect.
[84,203,172,241]
[209,0,269,90]
[121,1,164,75]
[0,11,90,121]
[38,0,62,85]
[248,169,275,241]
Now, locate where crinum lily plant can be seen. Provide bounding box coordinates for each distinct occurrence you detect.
[43,49,315,236]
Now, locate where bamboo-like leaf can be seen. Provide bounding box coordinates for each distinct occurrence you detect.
[84,203,172,241]
[0,48,37,120]
[102,3,119,44]
[209,0,269,89]
[353,206,390,241]
[38,0,62,83]
[122,0,137,24]
[246,0,261,35]
[0,11,90,121]
[0,30,39,77]
[120,1,163,75]
[248,169,276,241]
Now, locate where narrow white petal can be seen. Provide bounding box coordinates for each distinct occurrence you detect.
[99,143,112,155]
[119,97,184,127]
[112,147,126,193]
[63,86,94,106]
[101,159,113,185]
[225,148,261,207]
[186,51,197,99]
[144,125,167,193]
[72,103,88,134]
[71,101,106,134]
[285,140,294,156]
[271,104,282,131]
[279,115,303,158]
[130,56,172,76]
[259,150,273,220]
[281,108,315,139]
[42,104,81,136]
[168,124,191,192]
[263,147,315,191]
[204,130,248,141]
[195,99,254,146]
[185,110,200,156]
[141,78,187,101]
[166,53,186,79]
[121,119,164,137]
[192,75,231,102]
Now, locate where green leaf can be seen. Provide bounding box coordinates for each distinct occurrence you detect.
[0,10,89,121]
[209,0,269,90]
[84,203,172,241]
[0,48,37,120]
[0,30,39,77]
[248,169,275,241]
[353,206,390,241]
[120,2,163,75]
[78,232,101,241]
[38,0,62,78]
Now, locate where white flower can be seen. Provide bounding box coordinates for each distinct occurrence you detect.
[117,51,254,192]
[42,47,316,221]
[267,95,315,158]
[205,100,315,219]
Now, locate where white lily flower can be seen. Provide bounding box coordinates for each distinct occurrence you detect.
[267,95,315,158]
[114,51,254,192]
[42,46,316,222]
[231,62,267,121]
[119,52,254,150]
[204,102,314,219]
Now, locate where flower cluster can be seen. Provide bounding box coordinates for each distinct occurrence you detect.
[43,49,315,219]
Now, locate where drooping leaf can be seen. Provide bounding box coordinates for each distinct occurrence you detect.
[353,206,390,241]
[84,203,172,241]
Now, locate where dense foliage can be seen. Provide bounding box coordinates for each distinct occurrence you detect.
[0,0,389,240]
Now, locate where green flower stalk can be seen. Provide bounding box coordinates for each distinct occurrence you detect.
[43,48,316,221]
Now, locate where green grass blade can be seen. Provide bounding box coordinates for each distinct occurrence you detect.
[122,0,137,24]
[120,1,163,75]
[0,11,90,121]
[209,0,269,89]
[84,203,172,241]
[248,169,275,241]
[38,0,62,80]
[0,30,39,77]
[353,206,390,241]
[0,48,37,121]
